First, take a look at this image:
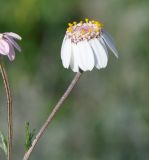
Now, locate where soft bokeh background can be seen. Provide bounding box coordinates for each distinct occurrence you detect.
[0,0,149,159]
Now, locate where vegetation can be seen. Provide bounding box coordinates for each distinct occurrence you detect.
[0,0,149,159]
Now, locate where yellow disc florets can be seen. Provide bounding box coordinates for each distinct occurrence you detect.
[66,18,104,43]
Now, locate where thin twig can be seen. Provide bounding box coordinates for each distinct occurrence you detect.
[0,60,13,160]
[23,72,82,160]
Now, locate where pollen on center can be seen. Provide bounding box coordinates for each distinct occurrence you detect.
[66,18,104,43]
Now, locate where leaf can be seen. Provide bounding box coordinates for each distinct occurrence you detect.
[25,122,36,151]
[0,131,7,155]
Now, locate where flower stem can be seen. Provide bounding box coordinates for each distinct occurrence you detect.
[23,72,82,160]
[0,60,13,160]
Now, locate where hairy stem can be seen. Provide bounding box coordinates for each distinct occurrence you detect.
[23,72,82,160]
[0,61,13,160]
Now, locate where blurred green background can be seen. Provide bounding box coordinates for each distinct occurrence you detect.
[0,0,149,159]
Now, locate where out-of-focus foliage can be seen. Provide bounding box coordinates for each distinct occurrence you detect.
[25,122,35,151]
[0,131,7,156]
[0,0,149,160]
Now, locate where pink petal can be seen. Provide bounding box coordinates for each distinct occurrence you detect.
[5,36,21,52]
[7,43,15,61]
[0,39,9,55]
[5,32,22,40]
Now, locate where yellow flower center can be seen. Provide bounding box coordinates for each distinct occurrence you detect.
[66,18,104,43]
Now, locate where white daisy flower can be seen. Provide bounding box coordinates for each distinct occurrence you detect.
[61,19,118,72]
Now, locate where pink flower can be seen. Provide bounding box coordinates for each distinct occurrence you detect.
[0,32,22,61]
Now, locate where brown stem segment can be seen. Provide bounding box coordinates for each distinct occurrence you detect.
[23,72,82,160]
[0,61,13,160]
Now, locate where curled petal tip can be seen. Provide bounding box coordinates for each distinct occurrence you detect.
[5,32,22,40]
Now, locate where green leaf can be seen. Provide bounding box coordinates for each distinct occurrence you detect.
[25,122,36,151]
[0,131,7,155]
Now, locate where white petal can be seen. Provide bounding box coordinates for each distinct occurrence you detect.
[99,37,108,56]
[61,36,66,59]
[70,43,79,72]
[0,39,9,55]
[79,40,95,71]
[76,41,95,71]
[61,38,72,68]
[5,32,22,40]
[69,50,75,71]
[89,38,108,69]
[75,42,87,71]
[101,29,118,58]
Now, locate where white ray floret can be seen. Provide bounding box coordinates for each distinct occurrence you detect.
[77,40,94,71]
[101,29,118,58]
[90,38,107,69]
[61,38,72,68]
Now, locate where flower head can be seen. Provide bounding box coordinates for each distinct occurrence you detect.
[0,32,22,61]
[61,19,118,72]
